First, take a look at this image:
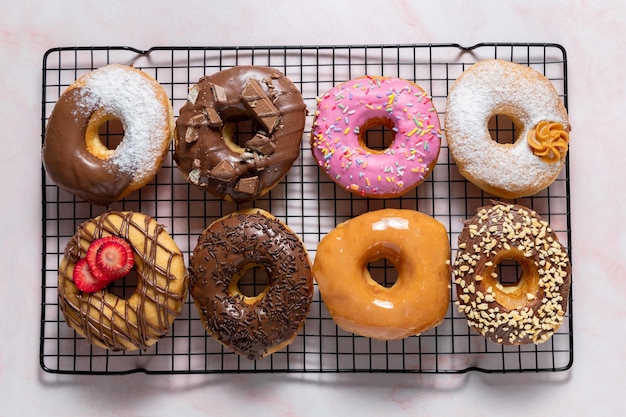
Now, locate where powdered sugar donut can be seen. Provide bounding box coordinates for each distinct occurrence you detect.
[43,64,175,205]
[445,59,570,199]
[310,76,442,198]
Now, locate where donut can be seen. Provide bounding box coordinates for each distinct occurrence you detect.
[174,66,307,203]
[189,208,314,359]
[312,209,450,340]
[453,201,571,345]
[42,64,175,205]
[58,211,189,351]
[310,76,442,198]
[444,59,570,199]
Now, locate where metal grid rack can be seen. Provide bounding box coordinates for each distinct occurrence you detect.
[40,43,572,375]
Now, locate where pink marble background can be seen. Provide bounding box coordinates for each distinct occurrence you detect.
[1,0,624,415]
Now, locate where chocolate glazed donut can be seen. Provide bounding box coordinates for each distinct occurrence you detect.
[174,66,306,203]
[189,209,314,359]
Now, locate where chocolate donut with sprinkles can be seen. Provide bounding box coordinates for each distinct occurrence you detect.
[189,208,314,360]
[453,201,571,345]
[310,76,442,198]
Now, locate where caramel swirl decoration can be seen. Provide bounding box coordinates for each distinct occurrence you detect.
[527,121,569,164]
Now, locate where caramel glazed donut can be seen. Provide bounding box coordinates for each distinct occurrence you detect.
[189,209,314,359]
[313,209,450,340]
[453,202,571,345]
[42,64,175,205]
[174,66,307,203]
[58,211,189,351]
[444,59,570,199]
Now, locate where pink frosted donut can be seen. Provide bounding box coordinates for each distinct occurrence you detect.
[310,76,442,198]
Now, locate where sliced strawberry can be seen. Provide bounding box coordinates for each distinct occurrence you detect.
[92,236,134,280]
[72,258,107,292]
[85,237,107,279]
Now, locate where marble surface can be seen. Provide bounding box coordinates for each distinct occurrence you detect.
[1,0,624,415]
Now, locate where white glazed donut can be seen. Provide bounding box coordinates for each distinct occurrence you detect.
[444,59,570,199]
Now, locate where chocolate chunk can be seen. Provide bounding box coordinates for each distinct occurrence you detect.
[241,79,280,132]
[209,160,236,181]
[245,134,275,156]
[210,83,228,105]
[240,151,255,164]
[263,78,279,101]
[188,168,201,184]
[185,127,199,143]
[203,106,223,127]
[235,176,259,195]
[190,113,207,125]
[187,85,199,104]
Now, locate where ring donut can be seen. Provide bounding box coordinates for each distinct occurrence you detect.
[58,211,189,351]
[312,209,450,340]
[43,64,175,205]
[310,76,442,198]
[174,66,307,203]
[445,59,570,199]
[189,209,314,359]
[453,201,571,345]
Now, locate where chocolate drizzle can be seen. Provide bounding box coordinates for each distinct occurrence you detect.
[174,66,306,203]
[58,211,189,351]
[189,209,313,359]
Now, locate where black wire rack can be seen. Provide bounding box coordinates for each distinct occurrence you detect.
[40,43,573,375]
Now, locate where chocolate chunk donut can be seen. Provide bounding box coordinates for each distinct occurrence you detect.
[174,66,306,203]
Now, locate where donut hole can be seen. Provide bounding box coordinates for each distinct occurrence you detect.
[488,114,517,145]
[85,110,125,160]
[223,118,261,153]
[231,263,270,299]
[359,117,395,153]
[107,269,139,300]
[367,257,399,288]
[494,258,523,287]
[97,117,125,150]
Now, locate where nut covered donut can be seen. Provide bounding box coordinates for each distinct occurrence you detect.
[453,202,571,345]
[58,211,189,351]
[445,59,570,199]
[43,64,175,205]
[174,66,307,203]
[189,209,314,359]
[310,76,442,198]
[313,209,450,340]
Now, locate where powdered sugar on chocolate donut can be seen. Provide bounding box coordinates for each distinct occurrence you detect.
[43,64,174,205]
[77,64,170,179]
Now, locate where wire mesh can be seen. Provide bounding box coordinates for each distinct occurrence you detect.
[40,43,572,374]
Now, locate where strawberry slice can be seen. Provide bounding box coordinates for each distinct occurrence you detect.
[72,258,108,292]
[86,236,134,281]
[85,238,107,279]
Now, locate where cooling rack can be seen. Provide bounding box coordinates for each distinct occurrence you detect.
[40,43,572,375]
